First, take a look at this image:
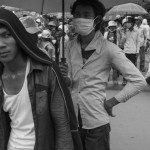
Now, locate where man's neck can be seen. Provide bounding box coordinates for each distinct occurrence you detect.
[80,30,95,49]
[3,55,27,74]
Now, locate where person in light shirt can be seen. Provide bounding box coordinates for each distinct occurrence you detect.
[134,16,147,72]
[59,0,147,150]
[0,8,83,150]
[121,16,141,85]
[104,20,121,85]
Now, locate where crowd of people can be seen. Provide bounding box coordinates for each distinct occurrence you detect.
[12,4,150,86]
[0,0,149,150]
[104,15,150,85]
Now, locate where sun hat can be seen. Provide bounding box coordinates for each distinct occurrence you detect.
[20,16,41,34]
[41,30,51,38]
[116,15,121,19]
[108,21,117,27]
[48,21,56,27]
[36,18,41,23]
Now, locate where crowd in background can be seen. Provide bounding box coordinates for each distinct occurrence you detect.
[13,12,150,86]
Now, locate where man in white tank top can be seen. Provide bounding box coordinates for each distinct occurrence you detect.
[0,8,82,150]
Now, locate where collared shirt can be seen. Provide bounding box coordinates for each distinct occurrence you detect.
[134,25,147,47]
[66,31,146,129]
[123,29,140,54]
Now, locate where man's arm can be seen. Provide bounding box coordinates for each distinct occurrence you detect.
[50,70,74,150]
[104,43,147,116]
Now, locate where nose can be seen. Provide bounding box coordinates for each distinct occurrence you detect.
[0,39,6,49]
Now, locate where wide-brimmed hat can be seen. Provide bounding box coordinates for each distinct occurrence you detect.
[108,21,117,27]
[40,30,51,38]
[20,16,41,34]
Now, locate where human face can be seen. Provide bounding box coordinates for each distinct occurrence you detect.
[109,26,116,32]
[74,5,95,19]
[126,23,132,28]
[0,27,20,63]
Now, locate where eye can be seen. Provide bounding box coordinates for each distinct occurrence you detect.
[3,33,11,38]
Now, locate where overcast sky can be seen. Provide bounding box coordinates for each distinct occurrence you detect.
[0,0,144,13]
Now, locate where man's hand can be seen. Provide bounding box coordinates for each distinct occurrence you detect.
[59,63,68,77]
[104,97,120,117]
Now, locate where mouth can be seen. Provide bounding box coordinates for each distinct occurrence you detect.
[0,52,9,57]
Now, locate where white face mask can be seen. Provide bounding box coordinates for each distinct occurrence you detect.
[73,18,95,36]
[108,28,116,33]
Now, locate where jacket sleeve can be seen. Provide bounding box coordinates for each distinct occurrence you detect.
[108,43,147,102]
[50,67,74,150]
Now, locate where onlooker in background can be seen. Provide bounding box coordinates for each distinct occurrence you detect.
[67,19,77,40]
[20,16,41,42]
[142,18,150,54]
[38,29,55,60]
[20,16,50,56]
[104,20,120,84]
[39,30,55,60]
[47,21,57,37]
[36,18,44,31]
[122,16,140,85]
[134,16,147,72]
[59,0,146,149]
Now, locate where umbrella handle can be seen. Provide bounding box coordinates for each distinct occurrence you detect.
[61,57,66,63]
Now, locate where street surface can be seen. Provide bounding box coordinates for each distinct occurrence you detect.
[106,90,150,150]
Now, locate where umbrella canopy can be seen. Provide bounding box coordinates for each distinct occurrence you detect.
[105,3,148,21]
[0,0,75,14]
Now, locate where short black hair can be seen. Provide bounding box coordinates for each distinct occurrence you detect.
[70,0,106,18]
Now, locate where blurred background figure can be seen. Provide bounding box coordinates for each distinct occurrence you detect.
[134,16,147,72]
[104,20,121,85]
[121,16,140,85]
[20,16,51,57]
[38,29,55,60]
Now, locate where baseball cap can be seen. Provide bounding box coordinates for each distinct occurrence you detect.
[20,16,41,34]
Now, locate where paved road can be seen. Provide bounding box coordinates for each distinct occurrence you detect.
[106,90,150,150]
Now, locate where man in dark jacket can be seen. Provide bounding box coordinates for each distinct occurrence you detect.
[0,8,82,150]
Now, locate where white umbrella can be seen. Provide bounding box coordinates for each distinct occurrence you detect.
[105,3,148,21]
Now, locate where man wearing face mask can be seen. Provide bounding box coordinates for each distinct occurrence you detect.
[59,0,146,150]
